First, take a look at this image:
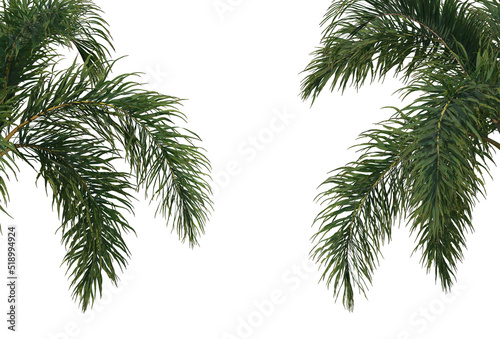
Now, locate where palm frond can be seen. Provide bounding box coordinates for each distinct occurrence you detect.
[313,115,413,310]
[301,0,490,102]
[0,0,112,104]
[404,77,494,289]
[7,60,212,247]
[0,0,212,311]
[304,0,500,311]
[17,130,134,311]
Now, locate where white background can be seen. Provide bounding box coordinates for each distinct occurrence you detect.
[2,0,500,338]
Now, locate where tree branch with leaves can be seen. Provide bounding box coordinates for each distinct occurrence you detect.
[0,0,212,311]
[302,0,500,311]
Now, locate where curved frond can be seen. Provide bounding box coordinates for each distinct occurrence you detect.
[405,77,494,289]
[304,0,500,311]
[0,1,212,311]
[301,0,490,102]
[0,0,112,103]
[16,126,134,311]
[9,60,212,247]
[313,116,413,310]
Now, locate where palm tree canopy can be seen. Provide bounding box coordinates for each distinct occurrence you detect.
[0,0,212,311]
[301,0,500,311]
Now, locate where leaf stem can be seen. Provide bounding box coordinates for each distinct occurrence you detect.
[481,135,500,151]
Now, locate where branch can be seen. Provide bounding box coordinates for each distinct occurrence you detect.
[4,103,72,142]
[3,100,117,142]
[481,135,500,151]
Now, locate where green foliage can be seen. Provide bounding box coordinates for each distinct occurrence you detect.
[0,0,212,311]
[302,0,500,310]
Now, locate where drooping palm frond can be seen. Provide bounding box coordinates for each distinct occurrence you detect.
[0,0,212,311]
[404,76,495,288]
[313,115,413,310]
[301,0,491,102]
[20,131,135,311]
[303,0,500,310]
[0,0,111,94]
[9,61,212,246]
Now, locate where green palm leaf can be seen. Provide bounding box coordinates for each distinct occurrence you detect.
[303,0,500,310]
[0,0,212,311]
